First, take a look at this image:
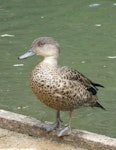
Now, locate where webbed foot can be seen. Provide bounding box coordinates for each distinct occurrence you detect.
[42,110,72,137]
[43,122,58,132]
[56,125,71,137]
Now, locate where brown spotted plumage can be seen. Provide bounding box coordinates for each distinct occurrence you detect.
[18,37,105,136]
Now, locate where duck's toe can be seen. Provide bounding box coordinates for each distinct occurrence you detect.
[56,125,71,137]
[43,122,58,131]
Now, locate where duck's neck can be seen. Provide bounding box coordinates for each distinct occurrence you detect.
[42,56,58,67]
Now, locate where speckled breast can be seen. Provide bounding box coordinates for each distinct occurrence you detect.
[29,64,79,111]
[30,63,94,111]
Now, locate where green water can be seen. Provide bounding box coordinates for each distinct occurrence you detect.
[0,0,116,138]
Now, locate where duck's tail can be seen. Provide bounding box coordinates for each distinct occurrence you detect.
[92,83,104,88]
[93,101,106,110]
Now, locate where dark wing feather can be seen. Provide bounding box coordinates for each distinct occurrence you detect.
[58,66,104,95]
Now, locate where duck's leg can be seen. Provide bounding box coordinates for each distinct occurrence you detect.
[56,110,73,137]
[43,110,72,136]
[56,110,63,128]
[43,110,63,132]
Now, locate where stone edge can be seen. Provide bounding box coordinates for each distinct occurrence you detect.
[0,109,116,150]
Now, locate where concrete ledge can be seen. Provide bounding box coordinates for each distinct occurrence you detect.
[0,109,116,150]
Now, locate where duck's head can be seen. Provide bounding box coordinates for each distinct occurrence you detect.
[18,37,60,60]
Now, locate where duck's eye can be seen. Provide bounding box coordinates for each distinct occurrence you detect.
[38,41,45,47]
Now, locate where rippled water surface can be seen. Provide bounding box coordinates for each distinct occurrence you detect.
[0,0,116,138]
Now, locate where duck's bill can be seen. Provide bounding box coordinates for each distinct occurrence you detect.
[18,49,35,60]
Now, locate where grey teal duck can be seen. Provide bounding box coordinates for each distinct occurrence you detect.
[18,37,105,136]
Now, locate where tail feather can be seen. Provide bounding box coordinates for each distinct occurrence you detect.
[92,82,104,88]
[93,101,106,110]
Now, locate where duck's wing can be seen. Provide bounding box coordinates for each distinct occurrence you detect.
[58,66,104,95]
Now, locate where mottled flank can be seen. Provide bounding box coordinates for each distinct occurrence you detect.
[19,37,105,136]
[30,63,104,111]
